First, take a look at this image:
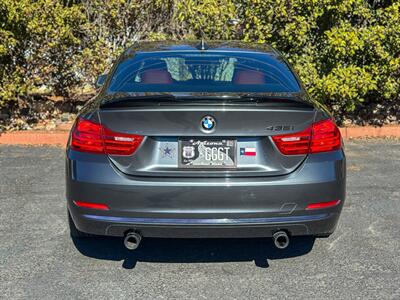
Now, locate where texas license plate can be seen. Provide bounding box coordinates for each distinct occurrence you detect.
[179,139,236,168]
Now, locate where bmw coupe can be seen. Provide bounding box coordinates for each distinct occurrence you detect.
[66,41,346,250]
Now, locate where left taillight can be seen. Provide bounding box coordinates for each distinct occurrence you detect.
[70,118,144,155]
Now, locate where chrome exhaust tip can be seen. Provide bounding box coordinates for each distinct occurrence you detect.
[272,231,289,249]
[124,232,142,250]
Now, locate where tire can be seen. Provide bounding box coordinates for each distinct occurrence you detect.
[315,233,332,238]
[68,211,95,238]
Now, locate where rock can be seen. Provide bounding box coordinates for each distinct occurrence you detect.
[61,113,71,122]
[34,124,46,130]
[21,123,32,130]
[45,123,57,130]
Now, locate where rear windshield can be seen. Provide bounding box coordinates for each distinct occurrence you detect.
[107,51,301,93]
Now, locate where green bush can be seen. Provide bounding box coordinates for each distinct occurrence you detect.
[0,0,399,123]
[238,0,400,119]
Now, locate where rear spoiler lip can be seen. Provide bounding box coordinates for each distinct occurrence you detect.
[99,98,314,110]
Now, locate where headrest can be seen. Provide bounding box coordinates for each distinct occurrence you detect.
[141,70,173,84]
[233,70,266,84]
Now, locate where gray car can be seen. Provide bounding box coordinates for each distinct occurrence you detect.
[66,41,346,250]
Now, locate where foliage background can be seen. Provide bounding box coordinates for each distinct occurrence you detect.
[0,0,399,125]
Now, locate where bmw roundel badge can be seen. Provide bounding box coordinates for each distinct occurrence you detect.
[201,115,216,132]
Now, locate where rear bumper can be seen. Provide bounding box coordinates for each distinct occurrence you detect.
[66,149,346,238]
[69,211,341,238]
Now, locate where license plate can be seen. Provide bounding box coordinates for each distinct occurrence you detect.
[179,139,236,168]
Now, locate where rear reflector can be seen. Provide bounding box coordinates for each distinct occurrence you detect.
[73,200,109,210]
[306,200,341,210]
[71,118,144,155]
[272,119,341,155]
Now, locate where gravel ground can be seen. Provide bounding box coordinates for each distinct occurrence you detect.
[0,140,399,299]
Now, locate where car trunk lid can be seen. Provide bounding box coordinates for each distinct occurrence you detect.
[98,104,316,177]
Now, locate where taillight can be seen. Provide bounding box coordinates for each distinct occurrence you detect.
[309,119,341,153]
[71,118,144,155]
[102,126,144,155]
[71,118,103,153]
[272,119,341,155]
[271,127,311,155]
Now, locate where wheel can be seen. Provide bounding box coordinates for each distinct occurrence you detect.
[68,211,95,238]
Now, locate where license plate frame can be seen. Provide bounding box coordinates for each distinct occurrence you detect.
[178,138,237,169]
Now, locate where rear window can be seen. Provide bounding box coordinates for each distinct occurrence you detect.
[108,51,301,93]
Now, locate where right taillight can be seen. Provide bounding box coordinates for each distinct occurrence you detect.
[70,118,144,155]
[309,119,341,153]
[272,119,341,155]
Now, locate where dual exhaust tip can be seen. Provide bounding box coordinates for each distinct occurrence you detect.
[272,231,290,249]
[123,232,142,250]
[123,230,290,250]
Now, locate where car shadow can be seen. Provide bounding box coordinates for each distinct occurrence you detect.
[72,236,315,269]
